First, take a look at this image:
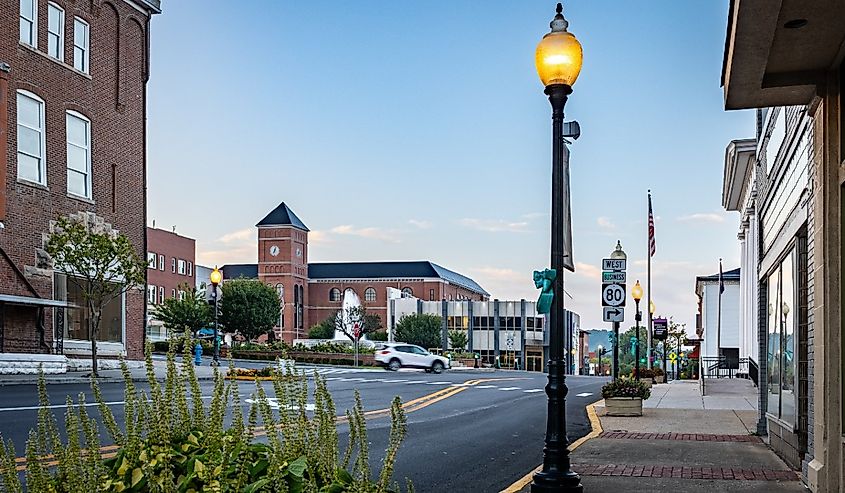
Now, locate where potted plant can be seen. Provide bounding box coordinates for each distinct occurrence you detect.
[653,367,665,384]
[602,378,651,416]
[630,368,654,388]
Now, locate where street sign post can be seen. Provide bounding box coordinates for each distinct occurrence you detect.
[603,306,624,323]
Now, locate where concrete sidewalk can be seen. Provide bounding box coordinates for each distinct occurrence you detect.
[509,380,805,492]
[0,360,223,386]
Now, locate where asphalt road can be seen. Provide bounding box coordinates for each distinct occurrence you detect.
[0,367,606,492]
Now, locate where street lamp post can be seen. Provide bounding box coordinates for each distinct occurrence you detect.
[210,266,222,366]
[632,280,643,380]
[531,4,583,492]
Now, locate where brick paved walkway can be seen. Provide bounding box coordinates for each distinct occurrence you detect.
[599,431,762,442]
[573,464,798,481]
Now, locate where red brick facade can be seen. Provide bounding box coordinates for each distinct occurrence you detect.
[0,0,159,358]
[257,225,308,342]
[146,227,196,305]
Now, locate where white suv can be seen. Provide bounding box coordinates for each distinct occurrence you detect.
[374,343,450,374]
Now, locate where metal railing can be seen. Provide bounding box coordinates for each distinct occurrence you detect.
[701,356,751,380]
[748,357,759,387]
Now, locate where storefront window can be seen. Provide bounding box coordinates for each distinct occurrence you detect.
[54,273,124,343]
[766,248,797,426]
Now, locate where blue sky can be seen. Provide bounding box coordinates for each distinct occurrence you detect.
[146,1,753,333]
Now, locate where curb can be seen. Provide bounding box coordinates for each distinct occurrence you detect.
[0,374,218,386]
[500,399,604,493]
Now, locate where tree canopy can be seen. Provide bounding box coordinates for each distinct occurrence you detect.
[394,313,442,350]
[153,284,212,335]
[219,278,280,341]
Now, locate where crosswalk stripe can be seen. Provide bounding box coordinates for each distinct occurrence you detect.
[498,387,521,391]
[426,381,451,385]
[523,389,544,393]
[474,385,497,389]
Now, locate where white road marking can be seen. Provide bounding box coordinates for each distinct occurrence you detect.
[404,381,426,384]
[498,387,521,391]
[0,396,213,413]
[523,389,544,393]
[245,398,315,411]
[474,385,497,389]
[380,379,408,383]
[450,383,471,387]
[575,392,593,397]
[426,381,451,385]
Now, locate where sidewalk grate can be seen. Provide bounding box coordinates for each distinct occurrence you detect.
[599,431,761,442]
[573,464,798,481]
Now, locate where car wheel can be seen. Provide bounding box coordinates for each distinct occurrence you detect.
[432,361,444,374]
[388,359,401,371]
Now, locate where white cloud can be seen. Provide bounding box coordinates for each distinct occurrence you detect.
[676,212,726,224]
[521,212,547,220]
[459,218,530,233]
[597,216,615,231]
[574,262,601,280]
[470,267,525,282]
[219,228,253,244]
[330,225,400,243]
[408,219,432,229]
[308,230,332,245]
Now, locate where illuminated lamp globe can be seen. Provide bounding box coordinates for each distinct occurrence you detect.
[535,3,583,87]
[632,280,643,302]
[210,266,222,286]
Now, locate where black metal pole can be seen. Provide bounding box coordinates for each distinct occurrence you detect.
[212,284,220,366]
[612,321,619,380]
[635,300,641,380]
[531,83,582,493]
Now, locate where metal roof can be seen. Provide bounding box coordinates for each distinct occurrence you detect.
[222,264,258,279]
[308,261,489,296]
[0,294,68,307]
[256,202,309,231]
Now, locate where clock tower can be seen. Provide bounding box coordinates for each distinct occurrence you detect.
[256,202,309,343]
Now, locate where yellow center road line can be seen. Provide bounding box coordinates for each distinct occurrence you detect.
[16,376,523,471]
[499,398,603,493]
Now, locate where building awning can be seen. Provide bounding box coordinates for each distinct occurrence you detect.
[0,294,68,308]
[722,0,845,109]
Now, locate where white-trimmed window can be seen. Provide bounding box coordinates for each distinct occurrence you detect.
[187,261,193,276]
[147,285,156,304]
[171,288,176,298]
[47,3,64,61]
[171,258,176,273]
[73,17,89,73]
[158,286,164,304]
[147,252,157,269]
[401,287,413,297]
[177,259,186,275]
[16,91,46,185]
[20,0,37,47]
[66,111,92,198]
[365,287,376,302]
[158,254,164,271]
[177,290,185,301]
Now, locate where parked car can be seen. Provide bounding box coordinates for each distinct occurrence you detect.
[374,343,450,373]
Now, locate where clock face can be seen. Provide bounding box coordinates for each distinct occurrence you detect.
[269,245,280,257]
[296,248,302,258]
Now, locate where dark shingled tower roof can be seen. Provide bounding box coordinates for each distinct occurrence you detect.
[256,202,309,231]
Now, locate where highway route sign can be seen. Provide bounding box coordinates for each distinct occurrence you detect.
[602,258,626,271]
[602,283,626,307]
[603,306,624,323]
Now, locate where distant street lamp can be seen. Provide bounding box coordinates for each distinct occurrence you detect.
[531,3,584,492]
[632,280,644,379]
[209,266,222,366]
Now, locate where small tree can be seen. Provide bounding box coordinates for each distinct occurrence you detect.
[394,313,442,350]
[219,278,280,342]
[152,284,212,336]
[334,306,382,366]
[308,314,338,339]
[448,330,468,351]
[45,214,146,376]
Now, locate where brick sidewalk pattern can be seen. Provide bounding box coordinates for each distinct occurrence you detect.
[573,464,798,481]
[599,431,762,442]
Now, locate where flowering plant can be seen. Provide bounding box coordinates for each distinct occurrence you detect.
[601,378,651,400]
[630,368,655,379]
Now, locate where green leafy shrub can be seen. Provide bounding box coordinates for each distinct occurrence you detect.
[631,368,655,379]
[602,378,652,400]
[309,315,337,339]
[652,367,665,377]
[0,336,410,492]
[368,330,388,342]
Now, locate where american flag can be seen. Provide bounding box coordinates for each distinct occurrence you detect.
[648,192,656,257]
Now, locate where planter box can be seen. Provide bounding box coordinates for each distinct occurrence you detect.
[654,375,665,384]
[637,379,653,389]
[605,397,643,416]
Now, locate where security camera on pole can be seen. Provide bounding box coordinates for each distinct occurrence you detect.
[602,241,626,379]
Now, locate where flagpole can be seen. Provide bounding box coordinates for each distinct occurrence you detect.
[647,190,652,371]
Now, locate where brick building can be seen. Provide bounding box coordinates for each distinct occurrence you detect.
[146,226,195,340]
[221,202,489,342]
[0,0,161,359]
